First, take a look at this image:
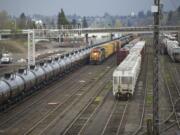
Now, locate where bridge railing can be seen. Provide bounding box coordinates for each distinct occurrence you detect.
[0,26,180,39]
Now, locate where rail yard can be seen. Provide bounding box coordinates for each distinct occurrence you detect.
[0,32,179,135]
[1,0,180,134]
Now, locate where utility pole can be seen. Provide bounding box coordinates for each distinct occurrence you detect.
[152,0,160,134]
[28,30,35,68]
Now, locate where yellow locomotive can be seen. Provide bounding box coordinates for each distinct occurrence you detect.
[90,41,117,64]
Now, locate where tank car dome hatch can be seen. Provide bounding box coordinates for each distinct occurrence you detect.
[4,73,12,79]
[40,62,45,66]
[18,68,25,74]
[60,55,64,59]
[47,59,52,63]
[65,53,69,57]
[30,65,35,70]
[54,57,59,61]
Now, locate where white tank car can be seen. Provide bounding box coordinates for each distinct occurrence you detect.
[163,38,180,62]
[113,41,145,99]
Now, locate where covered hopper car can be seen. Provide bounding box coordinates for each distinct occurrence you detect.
[162,38,180,62]
[113,41,145,99]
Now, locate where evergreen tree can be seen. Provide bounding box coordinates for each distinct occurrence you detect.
[20,13,26,20]
[18,12,27,29]
[0,10,12,29]
[57,9,69,29]
[177,6,180,18]
[82,16,88,28]
[167,11,173,25]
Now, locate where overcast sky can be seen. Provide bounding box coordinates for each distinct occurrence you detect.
[0,0,179,16]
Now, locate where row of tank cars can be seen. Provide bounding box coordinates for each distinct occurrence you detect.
[0,35,134,111]
[113,40,145,99]
[161,33,180,62]
[89,35,134,64]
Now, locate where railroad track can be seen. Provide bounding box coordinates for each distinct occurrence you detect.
[101,100,129,135]
[160,55,180,134]
[114,41,151,135]
[35,62,113,134]
[131,41,153,135]
[24,66,114,135]
[62,82,113,135]
[0,67,92,113]
[0,64,91,114]
[0,56,114,134]
[0,55,116,135]
[0,66,94,131]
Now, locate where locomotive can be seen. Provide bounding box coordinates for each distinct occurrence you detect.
[90,35,133,64]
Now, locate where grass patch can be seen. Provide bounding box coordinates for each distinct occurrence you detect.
[146,94,153,105]
[0,39,27,53]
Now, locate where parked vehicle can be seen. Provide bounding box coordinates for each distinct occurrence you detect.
[1,52,13,64]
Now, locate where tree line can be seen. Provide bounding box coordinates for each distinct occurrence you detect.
[0,9,88,30]
[0,11,37,30]
[166,6,180,25]
[0,6,179,30]
[57,8,88,28]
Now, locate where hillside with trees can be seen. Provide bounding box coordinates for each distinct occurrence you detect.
[0,11,36,30]
[0,6,179,30]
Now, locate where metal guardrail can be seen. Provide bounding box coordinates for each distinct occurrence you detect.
[0,26,180,34]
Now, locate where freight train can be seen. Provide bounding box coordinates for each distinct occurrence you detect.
[161,37,180,62]
[113,41,145,99]
[90,35,133,64]
[0,35,133,111]
[116,38,141,65]
[90,41,117,64]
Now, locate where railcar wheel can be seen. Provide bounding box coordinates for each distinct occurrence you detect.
[0,104,6,111]
[115,93,121,100]
[126,93,132,100]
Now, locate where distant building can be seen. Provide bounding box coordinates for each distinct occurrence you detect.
[32,19,43,28]
[131,12,135,17]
